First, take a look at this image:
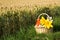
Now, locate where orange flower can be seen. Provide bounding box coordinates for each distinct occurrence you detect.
[36,18,40,26]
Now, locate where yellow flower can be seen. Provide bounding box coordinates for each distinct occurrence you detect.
[43,18,53,29]
[40,16,53,29]
[40,16,46,25]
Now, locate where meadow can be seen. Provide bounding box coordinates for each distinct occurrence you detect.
[0,6,60,40]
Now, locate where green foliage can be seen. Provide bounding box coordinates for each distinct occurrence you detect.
[0,6,60,40]
[53,16,60,32]
[0,25,52,40]
[0,10,36,36]
[1,25,60,40]
[54,32,60,40]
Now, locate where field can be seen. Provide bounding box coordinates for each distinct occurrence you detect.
[0,6,60,40]
[0,0,60,7]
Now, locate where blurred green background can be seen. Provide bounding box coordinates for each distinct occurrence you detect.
[0,6,60,40]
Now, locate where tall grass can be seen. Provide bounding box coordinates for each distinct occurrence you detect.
[0,6,60,40]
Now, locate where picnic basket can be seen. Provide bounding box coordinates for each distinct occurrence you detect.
[35,13,53,34]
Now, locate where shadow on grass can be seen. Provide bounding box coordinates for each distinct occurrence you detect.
[53,25,60,32]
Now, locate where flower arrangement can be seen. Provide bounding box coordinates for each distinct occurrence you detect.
[35,13,53,33]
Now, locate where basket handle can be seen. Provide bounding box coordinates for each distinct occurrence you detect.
[38,13,50,19]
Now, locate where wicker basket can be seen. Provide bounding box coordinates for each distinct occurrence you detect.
[35,13,53,34]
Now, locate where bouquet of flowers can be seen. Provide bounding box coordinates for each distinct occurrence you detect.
[35,13,53,33]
